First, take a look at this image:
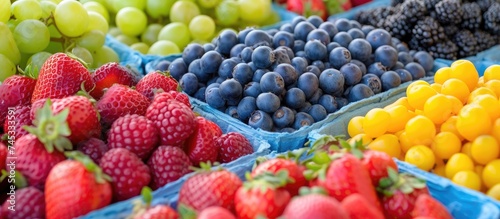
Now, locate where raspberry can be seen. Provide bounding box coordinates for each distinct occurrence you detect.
[1,187,45,219]
[216,132,254,163]
[76,137,109,164]
[147,146,192,190]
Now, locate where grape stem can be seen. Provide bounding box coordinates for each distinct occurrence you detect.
[50,37,65,43]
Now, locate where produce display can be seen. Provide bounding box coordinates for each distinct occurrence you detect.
[355,0,500,59]
[274,0,355,20]
[347,60,500,200]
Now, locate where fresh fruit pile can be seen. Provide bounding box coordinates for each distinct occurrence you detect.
[274,0,354,20]
[0,53,254,219]
[151,15,435,132]
[93,0,279,55]
[347,60,500,200]
[0,0,121,81]
[140,138,453,219]
[355,0,500,60]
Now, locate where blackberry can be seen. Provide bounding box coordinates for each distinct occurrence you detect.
[427,40,458,60]
[461,3,482,30]
[356,7,398,27]
[453,30,479,58]
[411,17,447,47]
[477,0,499,13]
[400,0,427,24]
[391,0,405,6]
[423,0,442,10]
[408,37,425,51]
[484,3,500,35]
[435,0,463,25]
[474,30,498,51]
[380,14,413,40]
[443,25,459,36]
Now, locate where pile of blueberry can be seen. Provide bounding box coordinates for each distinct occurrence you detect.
[154,16,435,132]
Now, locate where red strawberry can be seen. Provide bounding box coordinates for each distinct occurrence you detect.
[362,150,398,186]
[77,138,109,164]
[178,168,242,212]
[146,93,196,146]
[341,193,385,219]
[136,71,179,100]
[281,194,350,219]
[3,105,32,140]
[96,84,150,127]
[185,117,221,166]
[167,90,191,108]
[1,187,45,219]
[0,75,36,125]
[206,119,223,137]
[45,152,112,219]
[135,205,179,219]
[147,146,192,190]
[411,194,453,219]
[100,148,151,201]
[198,206,236,219]
[107,114,159,159]
[251,158,307,196]
[287,0,327,20]
[31,53,94,104]
[351,0,371,7]
[216,132,253,163]
[90,62,140,99]
[0,142,6,170]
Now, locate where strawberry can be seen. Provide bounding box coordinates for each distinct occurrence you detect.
[90,62,140,99]
[31,53,94,104]
[146,93,196,146]
[0,75,36,125]
[216,132,253,163]
[107,114,159,160]
[167,90,191,108]
[96,84,150,128]
[350,0,371,7]
[287,0,327,20]
[77,137,109,164]
[178,166,242,212]
[234,171,292,219]
[136,71,179,100]
[198,206,236,219]
[147,146,192,190]
[411,194,453,219]
[251,157,307,196]
[341,193,385,219]
[206,119,223,137]
[281,194,350,219]
[100,148,151,201]
[1,187,45,219]
[45,151,112,219]
[362,150,398,186]
[185,117,221,166]
[130,187,179,219]
[0,142,6,171]
[3,105,32,140]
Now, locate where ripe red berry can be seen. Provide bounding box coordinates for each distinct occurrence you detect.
[147,146,192,190]
[216,132,254,163]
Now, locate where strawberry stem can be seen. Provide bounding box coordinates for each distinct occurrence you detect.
[64,151,111,184]
[177,204,197,219]
[141,186,153,207]
[298,186,328,196]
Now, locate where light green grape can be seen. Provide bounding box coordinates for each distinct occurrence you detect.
[238,0,271,23]
[140,23,163,46]
[0,0,11,23]
[0,54,16,82]
[42,0,62,4]
[169,0,201,25]
[215,0,239,26]
[77,30,106,51]
[13,19,51,54]
[158,22,191,50]
[197,0,220,9]
[41,1,57,19]
[260,10,280,26]
[54,0,89,37]
[130,42,149,54]
[27,51,52,78]
[103,0,116,12]
[44,41,63,54]
[48,24,62,38]
[79,0,106,6]
[11,0,42,21]
[7,19,20,34]
[83,1,110,23]
[108,27,122,37]
[146,0,175,18]
[87,11,109,34]
[189,15,215,41]
[71,46,93,66]
[116,7,147,36]
[92,46,119,68]
[0,22,21,64]
[113,0,146,11]
[148,40,180,56]
[115,34,139,46]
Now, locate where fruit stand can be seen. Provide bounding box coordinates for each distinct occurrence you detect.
[1,0,500,219]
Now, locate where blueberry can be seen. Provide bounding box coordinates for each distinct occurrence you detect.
[194,87,206,101]
[237,96,257,122]
[155,60,171,72]
[308,104,327,122]
[274,63,298,86]
[307,15,323,28]
[350,20,362,29]
[405,62,426,80]
[396,43,410,52]
[306,65,321,77]
[291,16,307,28]
[308,89,323,104]
[291,57,308,75]
[348,38,372,63]
[252,46,275,69]
[361,25,375,36]
[216,30,239,56]
[307,29,331,45]
[348,84,375,102]
[248,62,258,72]
[367,62,387,77]
[272,48,292,66]
[311,60,325,71]
[205,87,226,108]
[293,112,315,129]
[327,42,341,54]
[273,31,295,48]
[398,52,413,65]
[225,106,239,119]
[294,21,316,41]
[182,44,204,65]
[324,62,331,69]
[260,71,285,95]
[305,40,328,61]
[273,106,295,128]
[168,58,188,81]
[203,43,215,52]
[361,73,382,94]
[238,27,254,44]
[374,45,398,69]
[256,92,281,113]
[329,47,352,69]
[295,51,307,59]
[217,59,237,79]
[276,46,295,60]
[201,51,223,74]
[285,87,306,109]
[293,40,306,53]
[230,57,242,63]
[219,78,243,102]
[319,69,344,96]
[249,110,273,131]
[280,23,294,33]
[266,29,278,36]
[332,32,353,48]
[392,62,405,70]
[334,18,352,32]
[413,51,434,72]
[245,30,272,47]
[319,22,338,38]
[350,59,367,75]
[188,59,209,82]
[244,82,262,98]
[215,77,225,84]
[319,94,338,113]
[206,82,220,91]
[239,47,253,63]
[381,71,402,91]
[409,50,417,57]
[348,28,365,39]
[297,72,319,99]
[232,63,254,85]
[391,37,401,46]
[252,69,268,82]
[298,101,312,113]
[226,97,240,106]
[336,97,349,108]
[365,29,392,51]
[340,63,362,86]
[230,43,246,58]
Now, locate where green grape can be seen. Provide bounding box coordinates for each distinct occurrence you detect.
[44,41,63,54]
[40,1,57,19]
[0,22,21,64]
[71,46,93,66]
[42,0,62,4]
[130,42,149,54]
[260,10,280,26]
[11,0,42,21]
[7,19,20,34]
[238,0,271,23]
[109,27,122,37]
[83,1,110,23]
[0,0,11,23]
[0,54,16,82]
[13,19,51,54]
[27,51,52,78]
[54,1,89,37]
[215,0,239,26]
[116,7,147,36]
[197,0,220,9]
[146,0,175,18]
[103,0,116,12]
[113,0,146,11]
[48,24,62,38]
[79,0,106,6]
[92,46,119,68]
[140,23,163,46]
[158,22,191,50]
[148,40,180,56]
[189,15,215,41]
[169,0,200,25]
[87,11,109,34]
[77,30,106,51]
[115,34,139,46]
[18,53,30,71]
